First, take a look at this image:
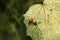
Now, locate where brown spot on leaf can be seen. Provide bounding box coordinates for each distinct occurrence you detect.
[50,9,53,11]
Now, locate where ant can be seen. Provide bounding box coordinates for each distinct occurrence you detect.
[27,18,37,25]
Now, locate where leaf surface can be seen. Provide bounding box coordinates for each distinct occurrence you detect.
[23,0,60,40]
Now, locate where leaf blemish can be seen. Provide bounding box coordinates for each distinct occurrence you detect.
[50,9,53,11]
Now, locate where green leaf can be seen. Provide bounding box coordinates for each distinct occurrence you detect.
[23,0,60,40]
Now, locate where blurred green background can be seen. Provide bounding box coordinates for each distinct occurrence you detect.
[0,0,43,40]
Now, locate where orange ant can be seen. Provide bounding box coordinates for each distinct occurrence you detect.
[27,18,37,25]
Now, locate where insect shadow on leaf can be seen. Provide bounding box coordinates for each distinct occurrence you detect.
[33,21,37,25]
